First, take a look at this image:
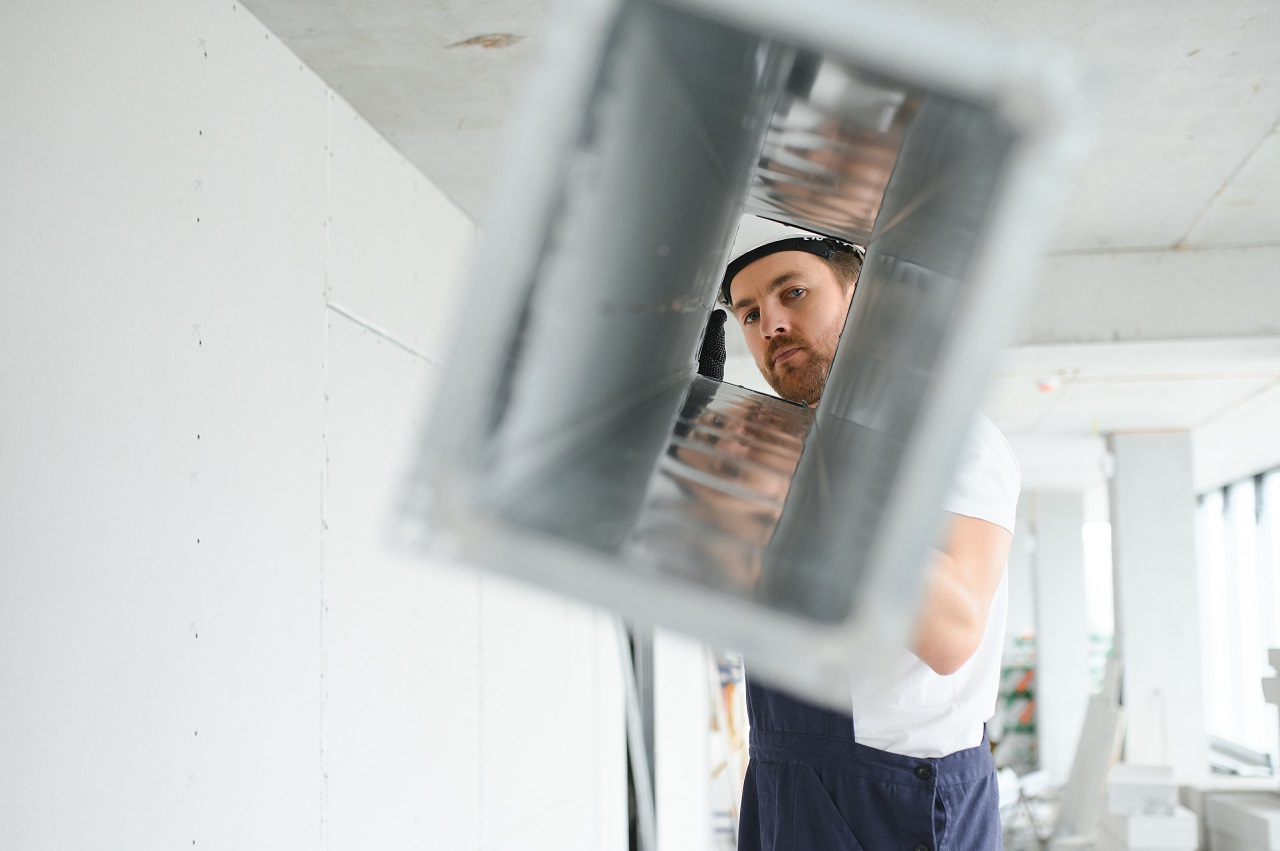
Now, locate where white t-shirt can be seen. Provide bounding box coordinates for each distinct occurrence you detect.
[849,413,1021,758]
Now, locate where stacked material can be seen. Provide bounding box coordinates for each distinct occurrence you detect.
[1264,649,1280,725]
[1097,810,1199,851]
[1198,652,1280,850]
[1096,765,1198,851]
[1259,650,1280,716]
[1205,793,1280,850]
[1182,782,1280,851]
[1108,766,1179,814]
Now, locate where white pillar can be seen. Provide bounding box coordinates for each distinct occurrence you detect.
[1108,432,1209,781]
[654,629,713,851]
[1031,491,1092,786]
[1006,496,1037,643]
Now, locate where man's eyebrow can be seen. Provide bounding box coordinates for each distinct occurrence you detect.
[732,271,802,315]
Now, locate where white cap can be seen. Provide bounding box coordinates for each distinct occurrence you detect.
[720,214,861,305]
[728,215,824,260]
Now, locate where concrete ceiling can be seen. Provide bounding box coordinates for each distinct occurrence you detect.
[243,0,544,219]
[874,0,1280,254]
[243,0,1280,250]
[243,0,1280,490]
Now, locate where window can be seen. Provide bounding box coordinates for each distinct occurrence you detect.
[1196,469,1280,773]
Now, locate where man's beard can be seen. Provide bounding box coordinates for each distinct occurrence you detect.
[763,335,834,406]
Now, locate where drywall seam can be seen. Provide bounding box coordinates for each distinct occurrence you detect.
[1046,239,1280,257]
[319,88,333,850]
[325,301,441,368]
[1179,115,1280,247]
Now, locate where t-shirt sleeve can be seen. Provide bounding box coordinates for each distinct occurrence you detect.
[941,413,1021,534]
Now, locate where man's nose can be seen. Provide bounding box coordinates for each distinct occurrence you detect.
[760,311,789,340]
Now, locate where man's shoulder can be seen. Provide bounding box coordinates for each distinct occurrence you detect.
[944,413,1021,534]
[970,413,1020,479]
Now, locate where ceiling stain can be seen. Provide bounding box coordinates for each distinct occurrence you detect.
[447,33,523,49]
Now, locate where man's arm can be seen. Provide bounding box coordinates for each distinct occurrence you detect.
[910,513,1012,676]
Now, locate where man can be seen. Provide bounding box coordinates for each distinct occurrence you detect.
[715,216,1020,851]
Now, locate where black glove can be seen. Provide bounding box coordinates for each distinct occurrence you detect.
[697,309,727,381]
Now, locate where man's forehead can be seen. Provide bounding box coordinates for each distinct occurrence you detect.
[729,251,830,308]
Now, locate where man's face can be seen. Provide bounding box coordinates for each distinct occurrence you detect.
[728,251,855,405]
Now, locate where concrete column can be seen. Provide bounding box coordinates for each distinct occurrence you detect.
[1031,491,1092,786]
[654,629,713,851]
[1005,496,1037,643]
[1108,432,1209,781]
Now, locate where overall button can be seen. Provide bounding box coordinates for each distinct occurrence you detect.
[914,844,930,851]
[913,764,933,780]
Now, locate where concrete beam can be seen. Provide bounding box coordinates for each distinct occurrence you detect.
[1193,379,1280,491]
[1007,435,1110,493]
[1018,246,1280,345]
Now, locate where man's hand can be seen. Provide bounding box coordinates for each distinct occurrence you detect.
[697,309,727,380]
[910,513,1012,676]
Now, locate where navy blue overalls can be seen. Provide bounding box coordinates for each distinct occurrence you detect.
[738,679,1002,851]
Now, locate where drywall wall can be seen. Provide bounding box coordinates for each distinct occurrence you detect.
[0,2,625,849]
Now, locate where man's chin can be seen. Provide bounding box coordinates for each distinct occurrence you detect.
[768,368,826,406]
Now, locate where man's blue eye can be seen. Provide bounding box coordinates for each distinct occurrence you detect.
[787,287,804,299]
[744,310,759,324]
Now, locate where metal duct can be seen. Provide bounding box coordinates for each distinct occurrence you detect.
[400,0,1079,709]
